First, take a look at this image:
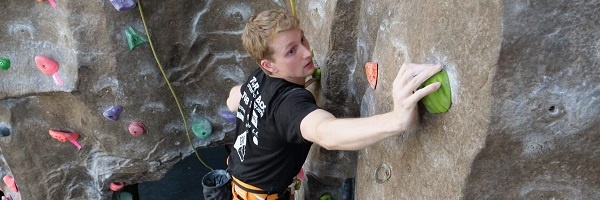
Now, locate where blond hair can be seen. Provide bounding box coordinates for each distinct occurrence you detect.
[242,9,299,74]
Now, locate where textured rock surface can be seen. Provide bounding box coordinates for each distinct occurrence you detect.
[0,0,285,199]
[1,0,599,199]
[299,0,600,199]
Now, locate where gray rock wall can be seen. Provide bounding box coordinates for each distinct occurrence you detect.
[1,0,288,199]
[298,0,599,199]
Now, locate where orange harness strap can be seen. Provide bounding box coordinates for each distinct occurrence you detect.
[231,175,281,200]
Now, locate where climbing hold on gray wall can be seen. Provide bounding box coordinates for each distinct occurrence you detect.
[109,0,137,11]
[312,68,321,80]
[2,175,18,192]
[118,192,133,200]
[0,125,10,137]
[320,194,333,200]
[48,130,82,150]
[365,62,378,89]
[0,57,10,70]
[419,69,452,113]
[103,105,123,121]
[34,55,63,86]
[128,122,145,136]
[110,182,125,192]
[192,117,212,139]
[219,110,236,123]
[125,27,148,51]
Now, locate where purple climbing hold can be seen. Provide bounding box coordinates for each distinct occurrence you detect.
[219,110,237,123]
[103,105,123,121]
[109,0,137,11]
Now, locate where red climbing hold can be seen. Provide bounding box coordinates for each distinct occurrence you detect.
[35,55,58,75]
[2,175,17,192]
[49,130,82,150]
[128,122,145,136]
[110,182,125,191]
[34,55,63,86]
[365,62,378,89]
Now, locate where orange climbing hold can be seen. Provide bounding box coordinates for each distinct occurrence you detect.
[2,175,17,192]
[365,62,378,89]
[49,130,82,150]
[110,182,125,191]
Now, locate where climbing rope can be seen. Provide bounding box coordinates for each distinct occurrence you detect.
[289,0,297,16]
[137,0,213,171]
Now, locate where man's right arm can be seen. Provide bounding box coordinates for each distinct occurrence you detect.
[300,63,442,150]
[227,85,242,112]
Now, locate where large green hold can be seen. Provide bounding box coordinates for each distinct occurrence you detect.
[0,57,10,70]
[420,69,452,113]
[192,117,212,139]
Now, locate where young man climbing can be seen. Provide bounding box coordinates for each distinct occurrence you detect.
[226,9,442,200]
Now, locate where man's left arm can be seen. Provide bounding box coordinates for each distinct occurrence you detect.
[227,85,242,112]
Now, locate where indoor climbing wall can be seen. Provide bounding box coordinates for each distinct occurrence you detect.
[0,0,290,199]
[295,0,600,199]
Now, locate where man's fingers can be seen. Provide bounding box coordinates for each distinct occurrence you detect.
[409,82,441,102]
[407,64,442,90]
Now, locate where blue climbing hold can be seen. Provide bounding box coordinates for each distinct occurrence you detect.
[0,57,10,70]
[192,117,212,139]
[109,0,137,11]
[125,27,148,51]
[103,105,123,121]
[219,110,237,123]
[0,125,10,137]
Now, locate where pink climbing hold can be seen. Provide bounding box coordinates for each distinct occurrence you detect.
[34,55,63,86]
[297,167,305,181]
[2,175,17,192]
[128,122,145,136]
[48,0,57,9]
[49,130,82,150]
[110,182,125,192]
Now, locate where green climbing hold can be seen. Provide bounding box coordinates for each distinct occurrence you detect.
[320,194,333,200]
[192,117,212,139]
[118,192,133,200]
[312,68,321,80]
[419,69,452,113]
[125,27,148,51]
[0,57,10,70]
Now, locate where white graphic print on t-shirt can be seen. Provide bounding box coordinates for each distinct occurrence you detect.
[234,76,266,162]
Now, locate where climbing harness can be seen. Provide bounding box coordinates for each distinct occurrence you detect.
[137,0,212,170]
[231,175,296,200]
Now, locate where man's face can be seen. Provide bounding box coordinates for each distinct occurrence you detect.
[262,27,315,85]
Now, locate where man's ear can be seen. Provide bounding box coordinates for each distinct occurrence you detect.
[260,59,278,73]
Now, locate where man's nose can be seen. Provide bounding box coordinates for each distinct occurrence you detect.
[301,45,312,58]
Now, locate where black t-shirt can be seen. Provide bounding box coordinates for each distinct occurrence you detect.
[228,69,319,192]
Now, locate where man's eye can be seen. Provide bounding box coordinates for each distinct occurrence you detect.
[288,48,295,54]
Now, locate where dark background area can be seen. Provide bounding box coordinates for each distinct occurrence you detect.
[137,146,229,200]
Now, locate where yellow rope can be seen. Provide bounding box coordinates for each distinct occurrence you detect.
[289,0,297,16]
[137,0,213,171]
